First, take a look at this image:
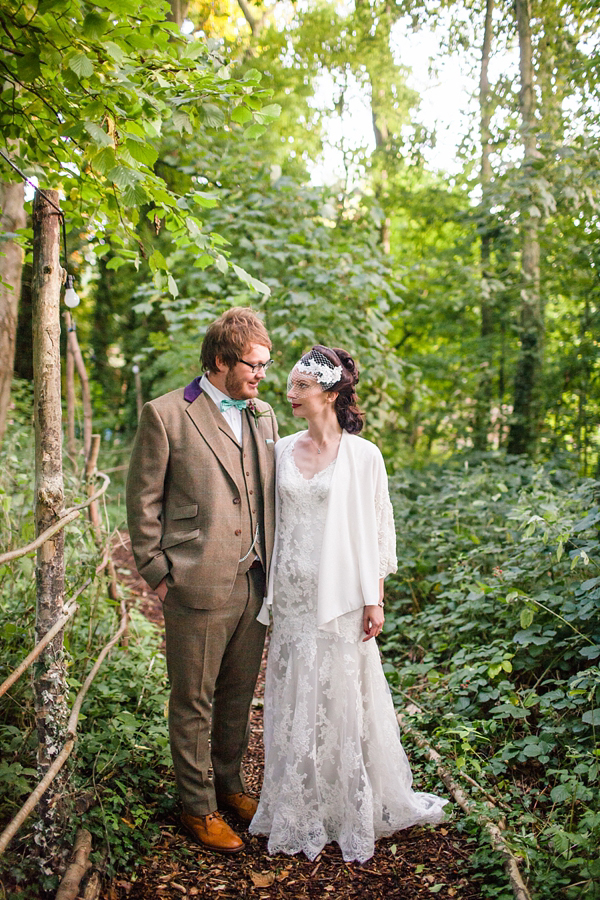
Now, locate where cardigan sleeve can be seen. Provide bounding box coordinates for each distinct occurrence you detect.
[374,452,398,579]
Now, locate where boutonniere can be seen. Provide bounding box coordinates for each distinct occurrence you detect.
[247,400,271,424]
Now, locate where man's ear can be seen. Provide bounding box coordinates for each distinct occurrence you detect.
[214,355,229,374]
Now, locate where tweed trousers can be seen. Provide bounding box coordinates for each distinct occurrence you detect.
[162,566,267,816]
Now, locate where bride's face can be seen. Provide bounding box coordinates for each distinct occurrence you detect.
[287,371,335,420]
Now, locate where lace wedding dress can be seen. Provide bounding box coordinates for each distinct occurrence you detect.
[250,436,448,863]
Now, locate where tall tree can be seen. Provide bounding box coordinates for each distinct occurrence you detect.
[473,0,495,451]
[0,179,26,444]
[507,0,542,455]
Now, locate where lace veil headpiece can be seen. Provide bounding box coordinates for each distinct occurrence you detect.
[287,349,343,394]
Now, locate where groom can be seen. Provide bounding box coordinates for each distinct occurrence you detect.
[126,307,278,853]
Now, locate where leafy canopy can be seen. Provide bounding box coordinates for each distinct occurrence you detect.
[0,0,280,293]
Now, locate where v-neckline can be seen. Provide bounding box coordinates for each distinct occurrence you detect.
[289,432,339,482]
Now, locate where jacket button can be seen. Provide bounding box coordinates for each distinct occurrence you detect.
[235,529,241,536]
[233,497,240,505]
[249,489,253,495]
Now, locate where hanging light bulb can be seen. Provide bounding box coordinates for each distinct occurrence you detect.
[64,274,80,309]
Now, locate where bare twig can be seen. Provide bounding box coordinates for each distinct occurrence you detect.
[0,473,110,565]
[397,710,533,900]
[0,600,129,855]
[0,586,88,699]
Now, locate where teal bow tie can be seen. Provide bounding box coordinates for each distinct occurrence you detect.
[220,397,248,412]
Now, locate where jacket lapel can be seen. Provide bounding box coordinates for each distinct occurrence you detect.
[185,392,239,487]
[246,406,269,494]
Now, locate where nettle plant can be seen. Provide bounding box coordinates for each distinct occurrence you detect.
[381,456,600,898]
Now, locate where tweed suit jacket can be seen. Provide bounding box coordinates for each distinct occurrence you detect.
[126,380,278,609]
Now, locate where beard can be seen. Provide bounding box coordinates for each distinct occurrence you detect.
[225,367,256,399]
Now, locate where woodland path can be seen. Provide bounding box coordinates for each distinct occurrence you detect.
[102,537,484,900]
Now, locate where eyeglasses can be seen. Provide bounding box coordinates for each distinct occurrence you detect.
[238,358,274,373]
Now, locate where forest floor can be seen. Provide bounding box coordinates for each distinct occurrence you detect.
[103,537,484,900]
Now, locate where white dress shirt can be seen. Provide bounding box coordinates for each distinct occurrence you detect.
[200,373,243,445]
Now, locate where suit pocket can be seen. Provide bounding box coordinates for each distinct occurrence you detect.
[161,528,200,550]
[170,504,199,520]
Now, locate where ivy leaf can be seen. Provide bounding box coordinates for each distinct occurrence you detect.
[108,166,141,190]
[582,709,600,725]
[68,52,95,79]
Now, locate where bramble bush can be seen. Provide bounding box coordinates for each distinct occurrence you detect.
[384,454,600,899]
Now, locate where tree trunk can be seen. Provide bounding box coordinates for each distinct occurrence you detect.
[32,189,69,862]
[507,0,543,456]
[167,0,189,28]
[473,0,495,452]
[0,181,26,445]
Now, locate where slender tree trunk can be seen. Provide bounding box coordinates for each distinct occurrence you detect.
[507,0,543,456]
[32,189,69,860]
[473,0,495,452]
[167,0,189,28]
[0,181,26,445]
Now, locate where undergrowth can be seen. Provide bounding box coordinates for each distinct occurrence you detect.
[384,454,600,900]
[0,397,173,896]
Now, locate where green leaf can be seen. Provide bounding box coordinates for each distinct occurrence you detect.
[84,122,114,148]
[244,124,266,141]
[167,274,179,298]
[82,12,108,39]
[104,41,125,64]
[232,263,270,297]
[520,607,534,629]
[201,104,225,128]
[68,52,95,79]
[582,709,600,726]
[149,250,168,273]
[108,166,140,189]
[125,140,158,167]
[231,106,253,125]
[242,68,262,84]
[215,254,228,275]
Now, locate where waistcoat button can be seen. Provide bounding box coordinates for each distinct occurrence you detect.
[235,529,241,536]
[233,497,240,505]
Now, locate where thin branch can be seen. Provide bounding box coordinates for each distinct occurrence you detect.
[0,593,82,699]
[0,473,110,565]
[0,600,129,855]
[397,710,533,900]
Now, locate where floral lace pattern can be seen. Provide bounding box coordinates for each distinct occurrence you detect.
[250,437,447,862]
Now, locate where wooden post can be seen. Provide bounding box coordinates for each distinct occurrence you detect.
[65,315,93,461]
[32,188,69,854]
[133,364,143,421]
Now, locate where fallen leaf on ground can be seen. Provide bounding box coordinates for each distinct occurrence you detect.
[250,871,275,888]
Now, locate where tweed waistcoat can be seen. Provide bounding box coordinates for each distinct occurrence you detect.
[222,411,265,574]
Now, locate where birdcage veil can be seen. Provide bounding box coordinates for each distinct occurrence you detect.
[287,349,343,394]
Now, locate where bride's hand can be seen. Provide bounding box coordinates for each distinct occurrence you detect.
[363,604,384,642]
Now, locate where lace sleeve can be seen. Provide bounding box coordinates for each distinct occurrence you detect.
[374,457,397,579]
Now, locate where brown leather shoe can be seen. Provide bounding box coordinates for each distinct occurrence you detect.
[216,791,258,824]
[181,811,244,854]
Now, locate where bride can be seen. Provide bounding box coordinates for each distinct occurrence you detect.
[250,345,448,863]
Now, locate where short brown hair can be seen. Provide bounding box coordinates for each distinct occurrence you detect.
[201,307,271,373]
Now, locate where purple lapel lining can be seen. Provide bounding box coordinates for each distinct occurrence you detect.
[184,377,203,403]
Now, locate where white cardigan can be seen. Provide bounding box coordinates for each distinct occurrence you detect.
[258,429,397,632]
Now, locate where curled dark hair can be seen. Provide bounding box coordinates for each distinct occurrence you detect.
[305,345,364,434]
